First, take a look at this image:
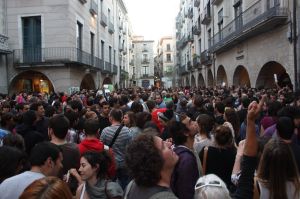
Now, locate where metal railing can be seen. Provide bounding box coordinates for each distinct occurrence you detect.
[13,47,118,73]
[142,59,150,64]
[193,55,201,68]
[113,64,118,74]
[108,22,114,34]
[188,8,193,19]
[192,25,201,35]
[201,7,211,25]
[200,50,212,65]
[179,65,188,75]
[194,0,200,7]
[209,1,289,53]
[90,0,98,15]
[100,13,107,27]
[103,61,111,73]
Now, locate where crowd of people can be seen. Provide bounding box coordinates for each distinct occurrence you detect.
[0,85,299,199]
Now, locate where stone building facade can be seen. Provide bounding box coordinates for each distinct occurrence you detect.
[2,0,131,94]
[176,0,298,89]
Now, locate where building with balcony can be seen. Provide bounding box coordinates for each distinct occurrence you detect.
[0,0,11,93]
[131,36,154,88]
[175,0,299,90]
[2,0,131,94]
[157,36,176,88]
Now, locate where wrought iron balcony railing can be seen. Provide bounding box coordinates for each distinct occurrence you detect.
[100,13,107,27]
[13,47,118,74]
[209,1,289,53]
[194,0,200,7]
[200,50,212,66]
[188,8,193,19]
[142,59,150,64]
[90,0,98,16]
[193,55,201,68]
[192,25,201,35]
[108,22,114,34]
[113,64,118,74]
[201,7,212,25]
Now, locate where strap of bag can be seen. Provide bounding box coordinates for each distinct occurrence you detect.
[202,146,209,175]
[79,183,86,199]
[104,180,111,199]
[109,125,123,147]
[123,180,134,199]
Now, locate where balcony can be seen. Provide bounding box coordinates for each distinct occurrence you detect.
[123,49,127,55]
[89,0,98,16]
[188,8,193,19]
[78,0,87,4]
[100,13,107,27]
[200,50,212,66]
[113,64,118,74]
[212,0,223,5]
[208,1,289,54]
[120,69,128,80]
[108,22,114,34]
[119,46,124,52]
[129,59,134,66]
[12,47,109,71]
[142,59,150,64]
[187,34,194,42]
[194,0,200,7]
[103,61,112,73]
[142,74,149,78]
[201,7,211,25]
[179,35,188,48]
[193,55,201,68]
[0,34,10,54]
[187,61,192,70]
[192,25,201,35]
[142,48,148,52]
[179,65,188,75]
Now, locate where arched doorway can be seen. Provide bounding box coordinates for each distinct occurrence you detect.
[185,76,190,86]
[10,70,54,94]
[102,77,112,86]
[80,74,96,90]
[217,65,228,86]
[233,65,250,87]
[207,69,214,87]
[191,75,196,88]
[255,61,292,89]
[198,73,205,88]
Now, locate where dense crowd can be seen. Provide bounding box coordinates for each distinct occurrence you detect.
[0,85,299,199]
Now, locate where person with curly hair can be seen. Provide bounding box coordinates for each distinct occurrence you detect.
[124,132,179,199]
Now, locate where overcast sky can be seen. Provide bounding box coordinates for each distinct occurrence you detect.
[123,0,180,42]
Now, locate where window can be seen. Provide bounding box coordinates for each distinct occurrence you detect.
[143,66,149,75]
[208,29,211,48]
[108,8,111,22]
[198,39,201,55]
[166,54,171,62]
[100,0,103,14]
[218,9,224,40]
[234,1,243,30]
[101,40,104,59]
[22,16,41,62]
[109,46,112,63]
[114,50,116,64]
[76,21,83,50]
[90,32,94,56]
[167,44,171,51]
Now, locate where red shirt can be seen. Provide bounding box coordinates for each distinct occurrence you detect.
[151,108,167,133]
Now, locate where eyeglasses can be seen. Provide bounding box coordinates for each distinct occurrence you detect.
[195,180,222,190]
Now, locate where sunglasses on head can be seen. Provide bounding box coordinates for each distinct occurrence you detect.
[195,180,222,190]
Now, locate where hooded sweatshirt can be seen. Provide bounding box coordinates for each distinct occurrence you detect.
[78,138,116,178]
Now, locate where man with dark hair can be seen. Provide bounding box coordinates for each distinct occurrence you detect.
[155,93,166,108]
[0,142,63,199]
[168,116,202,199]
[48,114,80,194]
[78,118,116,178]
[237,96,250,123]
[98,101,111,133]
[30,102,49,140]
[100,108,132,189]
[125,133,178,199]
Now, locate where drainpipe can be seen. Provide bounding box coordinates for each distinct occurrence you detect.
[293,0,299,90]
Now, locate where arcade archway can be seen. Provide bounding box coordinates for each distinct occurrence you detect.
[207,69,214,87]
[233,65,250,87]
[80,74,96,90]
[9,70,54,94]
[255,61,292,89]
[198,73,205,88]
[191,75,196,87]
[217,65,228,86]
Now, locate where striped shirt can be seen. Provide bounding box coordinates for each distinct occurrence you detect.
[100,124,132,168]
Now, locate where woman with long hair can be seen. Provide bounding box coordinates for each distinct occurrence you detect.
[223,108,240,145]
[72,151,123,199]
[256,139,300,199]
[123,111,141,139]
[194,114,214,155]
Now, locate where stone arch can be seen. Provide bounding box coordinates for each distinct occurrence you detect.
[217,65,228,86]
[198,73,205,88]
[80,74,96,90]
[102,77,112,85]
[255,61,293,89]
[207,69,214,87]
[9,70,54,94]
[233,65,250,87]
[191,75,196,87]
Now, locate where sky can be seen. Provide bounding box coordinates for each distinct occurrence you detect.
[123,0,180,43]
